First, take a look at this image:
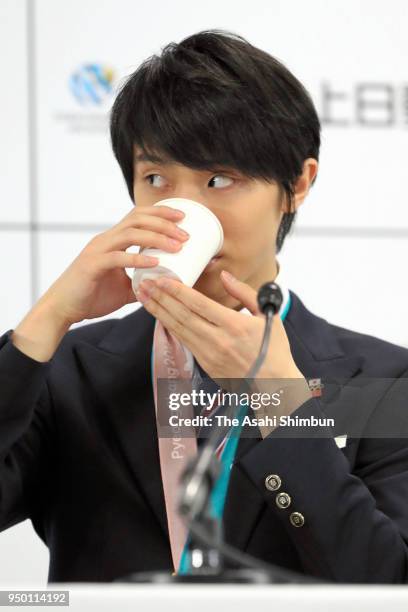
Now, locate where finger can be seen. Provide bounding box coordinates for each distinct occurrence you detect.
[94,251,159,273]
[220,270,261,316]
[113,213,189,242]
[100,227,187,253]
[139,279,215,338]
[113,204,186,230]
[139,291,211,350]
[153,277,240,328]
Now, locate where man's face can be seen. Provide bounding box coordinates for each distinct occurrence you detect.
[132,146,284,310]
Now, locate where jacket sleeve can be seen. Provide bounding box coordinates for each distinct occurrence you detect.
[0,329,56,533]
[238,391,408,583]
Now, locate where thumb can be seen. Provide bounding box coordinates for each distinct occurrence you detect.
[220,270,261,316]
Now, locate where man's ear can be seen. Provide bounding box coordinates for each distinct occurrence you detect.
[281,158,319,213]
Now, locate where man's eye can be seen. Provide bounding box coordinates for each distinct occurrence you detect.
[143,173,234,189]
[144,174,166,187]
[208,175,234,189]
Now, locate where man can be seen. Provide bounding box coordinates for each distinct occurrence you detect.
[1,29,408,583]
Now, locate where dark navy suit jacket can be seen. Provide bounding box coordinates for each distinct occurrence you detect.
[1,291,408,583]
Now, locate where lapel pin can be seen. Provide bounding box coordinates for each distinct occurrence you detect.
[308,378,324,397]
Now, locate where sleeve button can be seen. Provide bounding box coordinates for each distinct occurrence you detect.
[275,492,291,509]
[264,474,282,491]
[289,512,305,527]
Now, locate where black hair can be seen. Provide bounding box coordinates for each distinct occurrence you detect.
[110,29,320,252]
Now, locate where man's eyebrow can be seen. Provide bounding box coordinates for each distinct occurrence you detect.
[134,152,172,165]
[134,152,240,174]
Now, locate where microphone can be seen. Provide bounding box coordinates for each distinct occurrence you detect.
[257,281,283,315]
[180,282,284,515]
[243,281,283,381]
[179,282,284,524]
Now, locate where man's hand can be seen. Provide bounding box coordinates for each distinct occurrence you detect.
[137,270,305,382]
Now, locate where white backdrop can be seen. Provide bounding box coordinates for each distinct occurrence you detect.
[1,0,407,585]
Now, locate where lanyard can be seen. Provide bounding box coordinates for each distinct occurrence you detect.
[177,292,291,574]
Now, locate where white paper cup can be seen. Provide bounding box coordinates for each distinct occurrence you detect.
[132,197,224,293]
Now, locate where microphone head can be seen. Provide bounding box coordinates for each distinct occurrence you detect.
[257,281,283,315]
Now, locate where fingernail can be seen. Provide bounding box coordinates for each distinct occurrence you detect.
[156,277,171,289]
[142,255,159,264]
[140,279,156,296]
[221,270,236,282]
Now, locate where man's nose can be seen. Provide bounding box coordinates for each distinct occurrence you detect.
[169,187,208,207]
[156,179,220,217]
[161,190,220,219]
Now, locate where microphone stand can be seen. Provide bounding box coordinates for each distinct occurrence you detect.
[116,282,321,585]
